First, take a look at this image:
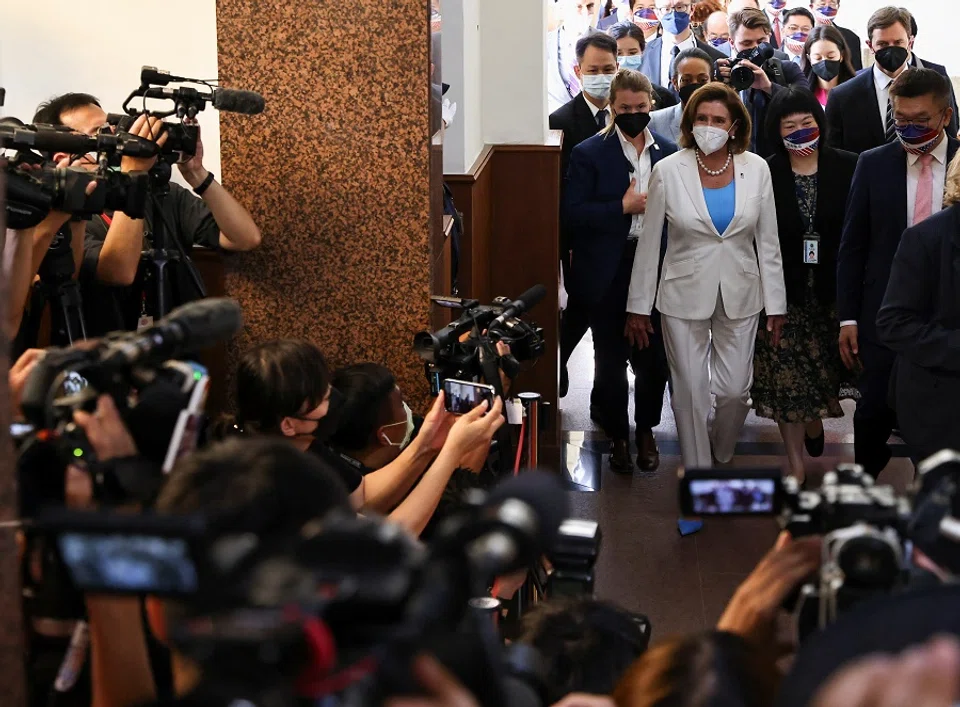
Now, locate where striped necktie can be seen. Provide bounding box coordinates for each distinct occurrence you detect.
[885,97,897,143]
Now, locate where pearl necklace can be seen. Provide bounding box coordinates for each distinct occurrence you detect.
[696,149,732,176]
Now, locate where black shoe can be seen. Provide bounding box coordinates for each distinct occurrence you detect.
[560,366,569,398]
[804,431,825,458]
[636,429,660,471]
[590,403,605,426]
[610,439,633,474]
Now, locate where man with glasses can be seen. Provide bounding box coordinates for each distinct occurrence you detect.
[549,0,601,113]
[637,0,726,98]
[837,68,959,479]
[780,7,815,64]
[809,0,863,70]
[629,0,662,44]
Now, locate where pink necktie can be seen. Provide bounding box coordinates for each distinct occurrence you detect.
[913,154,935,225]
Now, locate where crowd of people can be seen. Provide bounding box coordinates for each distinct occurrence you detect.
[552,0,960,483]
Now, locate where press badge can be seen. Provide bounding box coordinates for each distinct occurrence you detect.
[137,315,154,332]
[803,234,820,265]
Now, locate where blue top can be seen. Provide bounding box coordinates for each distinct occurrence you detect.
[702,181,736,235]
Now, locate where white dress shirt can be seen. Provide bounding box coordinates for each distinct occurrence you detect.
[839,132,949,329]
[584,95,609,123]
[615,126,655,239]
[661,34,697,87]
[906,133,949,226]
[873,63,895,128]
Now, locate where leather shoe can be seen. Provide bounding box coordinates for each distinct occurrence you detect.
[636,428,660,471]
[560,366,569,398]
[804,431,825,458]
[610,439,633,473]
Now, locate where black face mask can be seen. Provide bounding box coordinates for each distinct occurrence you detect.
[811,59,842,81]
[310,387,344,442]
[678,81,708,105]
[874,46,909,73]
[615,111,651,138]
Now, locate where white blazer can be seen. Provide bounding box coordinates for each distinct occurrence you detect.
[626,149,787,321]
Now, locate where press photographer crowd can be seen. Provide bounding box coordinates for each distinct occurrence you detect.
[5,0,960,704]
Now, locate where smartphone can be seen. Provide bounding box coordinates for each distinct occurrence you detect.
[678,468,784,516]
[443,378,496,415]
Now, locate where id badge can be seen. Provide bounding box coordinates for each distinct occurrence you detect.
[803,234,820,265]
[137,315,154,332]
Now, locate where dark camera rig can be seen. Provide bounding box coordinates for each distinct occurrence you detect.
[714,42,785,92]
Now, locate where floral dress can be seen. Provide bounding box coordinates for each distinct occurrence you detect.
[752,173,851,423]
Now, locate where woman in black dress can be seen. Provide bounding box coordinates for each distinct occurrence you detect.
[752,87,857,483]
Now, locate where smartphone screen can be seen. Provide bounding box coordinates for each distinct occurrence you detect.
[687,478,779,515]
[57,532,199,595]
[443,379,495,415]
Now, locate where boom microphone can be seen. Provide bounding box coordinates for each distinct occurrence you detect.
[490,284,547,329]
[212,88,266,115]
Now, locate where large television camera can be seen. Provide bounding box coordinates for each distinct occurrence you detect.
[36,472,573,707]
[679,451,960,633]
[414,285,547,397]
[15,298,242,516]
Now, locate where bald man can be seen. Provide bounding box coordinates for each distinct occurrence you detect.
[725,0,759,17]
[704,11,733,55]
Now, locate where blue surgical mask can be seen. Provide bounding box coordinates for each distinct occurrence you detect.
[661,10,691,36]
[618,55,644,71]
[582,73,615,100]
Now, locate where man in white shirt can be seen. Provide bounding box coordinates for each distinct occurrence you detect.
[781,7,814,65]
[837,68,958,477]
[548,0,601,114]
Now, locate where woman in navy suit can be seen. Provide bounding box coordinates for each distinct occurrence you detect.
[564,69,678,473]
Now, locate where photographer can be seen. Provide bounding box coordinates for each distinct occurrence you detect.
[33,93,262,335]
[220,340,505,536]
[714,8,805,156]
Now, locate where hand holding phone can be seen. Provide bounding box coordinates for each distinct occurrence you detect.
[443,379,496,415]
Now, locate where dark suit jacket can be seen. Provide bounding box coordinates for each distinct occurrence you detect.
[827,60,960,155]
[564,129,678,305]
[837,136,960,347]
[767,147,858,306]
[639,36,727,97]
[912,54,960,135]
[877,204,960,461]
[740,60,806,157]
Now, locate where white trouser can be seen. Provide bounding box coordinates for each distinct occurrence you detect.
[661,294,759,469]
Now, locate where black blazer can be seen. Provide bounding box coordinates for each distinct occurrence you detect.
[827,59,960,155]
[837,136,960,346]
[877,204,960,461]
[767,147,858,306]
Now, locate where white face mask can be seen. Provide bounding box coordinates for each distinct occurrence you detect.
[582,73,615,100]
[380,401,415,448]
[692,125,732,155]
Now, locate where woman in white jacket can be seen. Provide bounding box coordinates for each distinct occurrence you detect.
[625,82,787,469]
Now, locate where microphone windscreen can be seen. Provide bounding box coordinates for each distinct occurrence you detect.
[212,88,265,115]
[162,298,244,351]
[514,284,547,315]
[485,471,569,553]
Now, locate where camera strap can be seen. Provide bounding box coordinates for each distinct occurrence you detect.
[101,213,112,227]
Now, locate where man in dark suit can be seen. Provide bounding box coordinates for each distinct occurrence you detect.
[551,32,620,398]
[715,8,806,157]
[638,0,726,96]
[808,0,863,70]
[826,6,958,155]
[837,68,958,477]
[877,200,960,465]
[565,71,677,472]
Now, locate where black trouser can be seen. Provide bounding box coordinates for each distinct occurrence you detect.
[853,340,897,477]
[588,242,669,440]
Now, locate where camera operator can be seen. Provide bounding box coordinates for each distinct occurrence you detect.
[217,340,505,536]
[714,8,805,156]
[32,93,262,336]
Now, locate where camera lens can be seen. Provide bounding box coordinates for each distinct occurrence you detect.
[729,64,755,92]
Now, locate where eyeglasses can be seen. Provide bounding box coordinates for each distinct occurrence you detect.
[813,0,839,7]
[893,115,942,130]
[656,3,691,13]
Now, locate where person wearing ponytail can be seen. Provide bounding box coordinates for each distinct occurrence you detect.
[801,25,856,108]
[752,87,857,485]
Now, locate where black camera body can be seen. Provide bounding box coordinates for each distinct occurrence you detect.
[716,43,780,92]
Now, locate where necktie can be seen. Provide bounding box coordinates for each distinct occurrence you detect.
[885,96,897,143]
[669,44,680,80]
[913,154,935,225]
[773,15,782,46]
[596,109,609,130]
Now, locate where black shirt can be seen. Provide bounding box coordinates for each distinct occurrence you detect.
[308,440,364,494]
[81,183,221,336]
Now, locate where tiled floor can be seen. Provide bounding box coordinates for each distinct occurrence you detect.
[560,330,916,642]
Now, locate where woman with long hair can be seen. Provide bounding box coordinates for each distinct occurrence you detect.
[802,25,856,108]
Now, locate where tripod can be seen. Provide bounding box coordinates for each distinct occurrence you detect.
[140,164,207,319]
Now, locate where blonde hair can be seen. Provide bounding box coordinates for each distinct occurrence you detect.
[602,69,655,136]
[945,151,960,207]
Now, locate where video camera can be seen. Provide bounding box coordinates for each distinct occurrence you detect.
[679,452,960,633]
[36,472,572,707]
[14,298,242,516]
[2,118,155,229]
[714,42,785,92]
[414,285,547,397]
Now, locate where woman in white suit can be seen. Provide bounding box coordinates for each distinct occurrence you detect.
[625,82,787,469]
